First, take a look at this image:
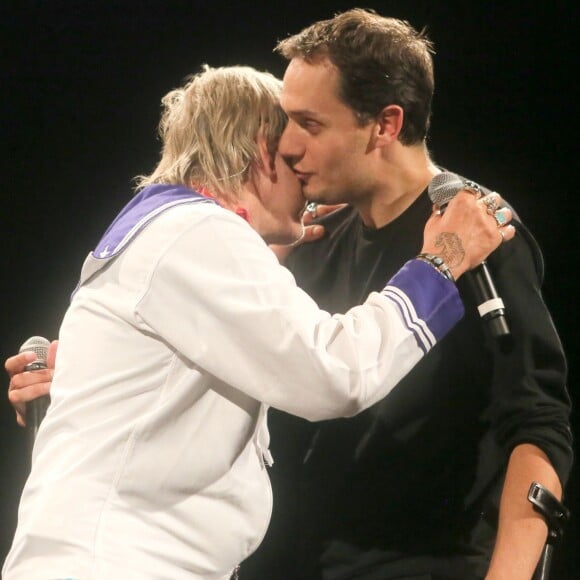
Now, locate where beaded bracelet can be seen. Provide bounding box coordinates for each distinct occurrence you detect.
[416,253,456,283]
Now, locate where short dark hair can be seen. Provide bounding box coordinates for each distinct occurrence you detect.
[275,8,435,145]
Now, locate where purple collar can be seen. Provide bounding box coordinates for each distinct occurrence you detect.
[92,184,217,260]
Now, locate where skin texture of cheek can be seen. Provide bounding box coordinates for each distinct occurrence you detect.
[306,126,373,203]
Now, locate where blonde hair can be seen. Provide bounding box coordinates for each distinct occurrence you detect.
[135,65,286,200]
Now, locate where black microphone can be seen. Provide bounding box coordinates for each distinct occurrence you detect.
[428,172,510,339]
[19,336,52,444]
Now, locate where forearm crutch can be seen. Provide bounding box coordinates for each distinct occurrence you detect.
[528,481,570,580]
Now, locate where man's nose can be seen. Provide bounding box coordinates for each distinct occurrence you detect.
[278,123,302,161]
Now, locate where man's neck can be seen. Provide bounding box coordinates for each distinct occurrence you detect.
[356,145,439,229]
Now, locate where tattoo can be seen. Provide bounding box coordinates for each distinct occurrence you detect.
[434,233,465,269]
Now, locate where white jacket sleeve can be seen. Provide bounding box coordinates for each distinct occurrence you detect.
[135,210,463,421]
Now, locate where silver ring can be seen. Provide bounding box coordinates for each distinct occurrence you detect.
[482,195,499,215]
[499,229,505,243]
[494,209,508,227]
[305,201,318,219]
[462,180,482,197]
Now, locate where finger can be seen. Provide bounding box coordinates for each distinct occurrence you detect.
[446,189,479,209]
[9,368,54,391]
[12,402,27,427]
[499,224,516,243]
[8,380,51,402]
[287,223,325,247]
[8,381,51,428]
[480,192,502,215]
[270,223,325,264]
[301,224,325,243]
[5,351,36,378]
[302,203,346,225]
[313,203,347,218]
[302,202,318,224]
[492,207,512,228]
[460,181,483,198]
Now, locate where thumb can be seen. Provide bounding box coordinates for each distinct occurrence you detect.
[269,224,325,264]
[301,224,325,244]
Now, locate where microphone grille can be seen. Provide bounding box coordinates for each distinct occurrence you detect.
[428,171,464,206]
[19,336,50,364]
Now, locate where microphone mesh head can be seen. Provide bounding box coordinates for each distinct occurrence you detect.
[19,336,50,364]
[428,172,464,206]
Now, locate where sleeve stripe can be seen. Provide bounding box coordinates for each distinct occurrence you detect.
[381,286,436,353]
[380,259,465,351]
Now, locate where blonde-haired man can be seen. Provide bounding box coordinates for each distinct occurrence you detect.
[3,63,512,579]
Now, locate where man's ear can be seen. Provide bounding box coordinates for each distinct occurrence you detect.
[374,104,404,147]
[256,133,277,182]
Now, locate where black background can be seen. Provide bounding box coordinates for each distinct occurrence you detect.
[1,1,577,577]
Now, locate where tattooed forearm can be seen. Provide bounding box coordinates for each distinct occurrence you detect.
[434,232,465,268]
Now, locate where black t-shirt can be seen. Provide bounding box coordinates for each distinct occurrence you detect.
[241,190,572,580]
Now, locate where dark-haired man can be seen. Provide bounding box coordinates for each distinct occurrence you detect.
[246,9,572,580]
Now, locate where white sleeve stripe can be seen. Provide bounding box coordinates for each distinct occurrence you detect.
[382,286,436,352]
